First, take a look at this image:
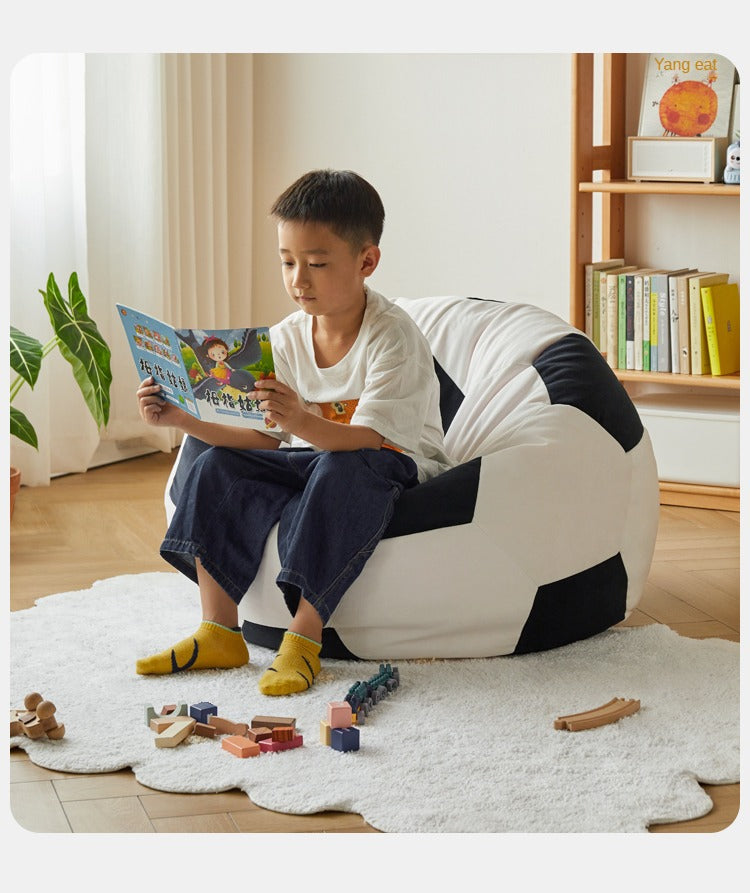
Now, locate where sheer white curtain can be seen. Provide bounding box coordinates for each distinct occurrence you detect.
[10,53,255,486]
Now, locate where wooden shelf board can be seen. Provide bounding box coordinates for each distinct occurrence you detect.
[614,369,740,390]
[579,179,739,197]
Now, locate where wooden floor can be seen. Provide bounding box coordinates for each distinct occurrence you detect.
[9,450,740,833]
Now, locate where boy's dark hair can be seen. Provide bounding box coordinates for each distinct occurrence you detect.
[270,169,385,250]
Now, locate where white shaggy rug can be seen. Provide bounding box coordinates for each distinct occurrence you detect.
[9,572,740,833]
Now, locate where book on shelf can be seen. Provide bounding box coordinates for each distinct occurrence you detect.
[624,269,655,370]
[668,268,697,374]
[605,266,637,368]
[638,53,736,138]
[117,304,277,430]
[585,259,624,349]
[675,270,702,374]
[649,268,693,372]
[688,272,730,374]
[700,281,740,375]
[647,270,668,372]
[633,269,660,371]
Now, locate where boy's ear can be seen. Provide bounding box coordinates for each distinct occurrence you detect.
[360,244,381,278]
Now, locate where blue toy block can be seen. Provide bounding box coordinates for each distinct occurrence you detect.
[330,726,360,752]
[189,701,218,724]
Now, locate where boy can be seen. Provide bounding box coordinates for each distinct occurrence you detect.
[136,169,452,695]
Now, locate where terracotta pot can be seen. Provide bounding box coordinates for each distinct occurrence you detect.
[10,466,21,519]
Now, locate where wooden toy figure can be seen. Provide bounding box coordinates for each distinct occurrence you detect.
[723,140,740,184]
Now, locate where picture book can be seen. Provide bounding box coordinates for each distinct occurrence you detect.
[638,54,736,138]
[117,304,276,430]
[700,282,740,376]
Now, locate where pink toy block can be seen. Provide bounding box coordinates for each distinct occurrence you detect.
[259,734,303,753]
[221,735,261,758]
[327,701,353,729]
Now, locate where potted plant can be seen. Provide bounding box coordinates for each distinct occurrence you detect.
[9,272,112,517]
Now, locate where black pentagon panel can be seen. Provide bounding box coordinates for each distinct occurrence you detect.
[512,553,628,655]
[383,457,481,539]
[432,357,465,434]
[533,333,644,452]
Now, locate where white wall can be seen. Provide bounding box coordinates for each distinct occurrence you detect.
[250,54,572,325]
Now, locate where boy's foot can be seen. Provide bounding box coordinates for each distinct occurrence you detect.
[136,621,249,675]
[258,631,321,695]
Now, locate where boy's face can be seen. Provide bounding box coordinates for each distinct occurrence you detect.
[277,221,380,322]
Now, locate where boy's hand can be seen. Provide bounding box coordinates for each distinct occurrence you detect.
[137,376,187,428]
[253,377,309,434]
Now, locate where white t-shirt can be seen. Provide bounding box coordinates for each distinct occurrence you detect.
[268,287,453,482]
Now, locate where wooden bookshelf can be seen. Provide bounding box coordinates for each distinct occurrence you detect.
[579,180,740,197]
[570,53,740,511]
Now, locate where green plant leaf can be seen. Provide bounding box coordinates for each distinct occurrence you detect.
[40,272,112,428]
[9,326,43,390]
[10,406,38,449]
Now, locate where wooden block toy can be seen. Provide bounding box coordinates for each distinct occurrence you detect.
[150,716,179,734]
[39,715,59,733]
[554,697,641,732]
[259,734,303,753]
[145,701,187,726]
[221,735,261,758]
[193,722,218,738]
[320,721,331,746]
[10,693,66,741]
[271,725,295,742]
[330,726,359,753]
[327,702,352,729]
[24,692,43,712]
[247,727,273,742]
[207,715,249,736]
[189,702,218,724]
[251,715,296,731]
[155,717,195,748]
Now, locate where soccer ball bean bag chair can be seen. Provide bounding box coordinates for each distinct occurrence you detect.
[165,296,659,660]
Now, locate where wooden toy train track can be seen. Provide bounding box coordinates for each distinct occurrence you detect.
[554,697,640,732]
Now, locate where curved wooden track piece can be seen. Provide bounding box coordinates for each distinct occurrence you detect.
[554,697,640,731]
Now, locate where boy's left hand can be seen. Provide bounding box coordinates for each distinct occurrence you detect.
[253,378,309,433]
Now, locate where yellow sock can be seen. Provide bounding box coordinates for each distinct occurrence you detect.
[136,621,249,675]
[258,631,321,696]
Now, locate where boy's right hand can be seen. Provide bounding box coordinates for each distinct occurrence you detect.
[137,376,185,427]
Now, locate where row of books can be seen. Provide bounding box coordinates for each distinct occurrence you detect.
[584,260,740,377]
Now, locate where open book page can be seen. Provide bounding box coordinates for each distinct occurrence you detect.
[117,304,276,431]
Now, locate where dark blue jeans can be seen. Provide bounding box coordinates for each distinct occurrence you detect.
[161,446,419,625]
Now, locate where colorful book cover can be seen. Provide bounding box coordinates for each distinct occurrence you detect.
[117,304,276,430]
[700,282,740,375]
[638,53,736,138]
